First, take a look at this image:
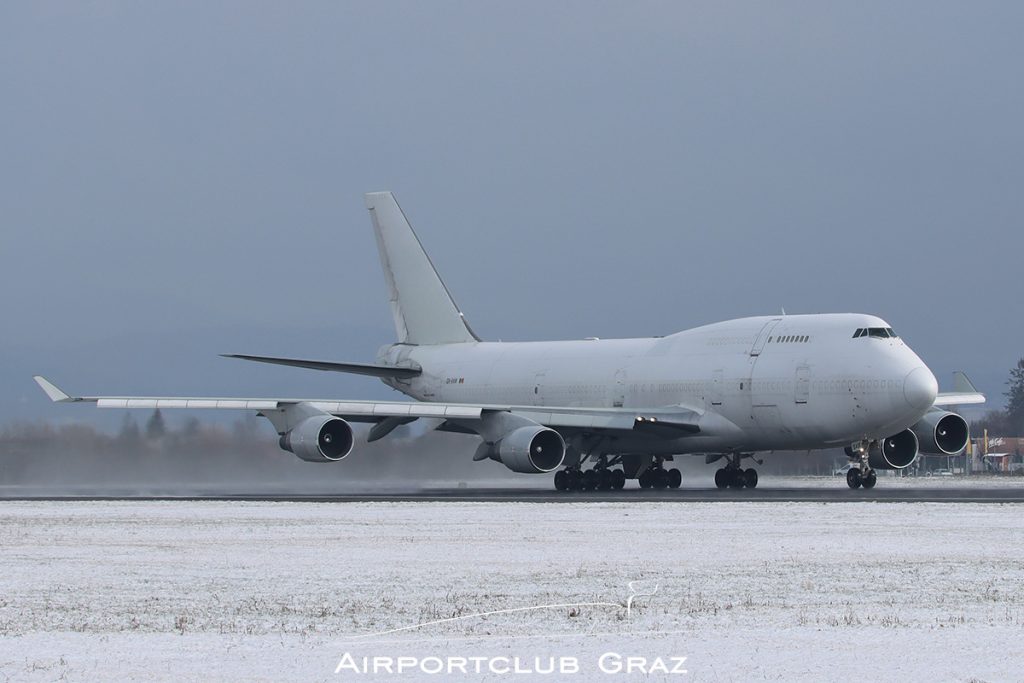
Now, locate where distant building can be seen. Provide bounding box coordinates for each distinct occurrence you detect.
[969,436,1024,473]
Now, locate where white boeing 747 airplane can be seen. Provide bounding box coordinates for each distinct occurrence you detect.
[35,192,985,491]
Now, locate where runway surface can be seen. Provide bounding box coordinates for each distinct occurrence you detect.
[4,486,1024,503]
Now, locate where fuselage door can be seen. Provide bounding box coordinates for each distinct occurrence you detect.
[795,366,810,404]
[750,319,782,357]
[612,369,627,408]
[710,369,724,406]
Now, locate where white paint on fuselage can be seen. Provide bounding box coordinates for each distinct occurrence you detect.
[378,313,937,455]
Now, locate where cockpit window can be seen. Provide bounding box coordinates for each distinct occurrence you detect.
[854,327,898,339]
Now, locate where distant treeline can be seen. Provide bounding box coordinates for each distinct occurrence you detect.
[0,411,510,491]
[972,358,1024,437]
[0,410,847,491]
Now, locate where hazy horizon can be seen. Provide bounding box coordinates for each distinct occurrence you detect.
[3,3,1022,425]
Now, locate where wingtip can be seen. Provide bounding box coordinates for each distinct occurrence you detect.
[953,371,979,394]
[33,375,73,402]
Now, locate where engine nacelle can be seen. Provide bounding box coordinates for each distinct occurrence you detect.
[868,429,919,470]
[279,415,354,463]
[496,426,566,474]
[911,410,969,455]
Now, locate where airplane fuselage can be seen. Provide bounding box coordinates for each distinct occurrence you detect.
[380,313,938,456]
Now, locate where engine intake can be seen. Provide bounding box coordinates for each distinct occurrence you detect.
[496,426,566,474]
[868,429,919,470]
[911,411,969,455]
[280,415,354,462]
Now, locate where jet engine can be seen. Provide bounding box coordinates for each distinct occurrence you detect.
[868,429,919,470]
[279,415,354,462]
[495,426,566,474]
[911,410,969,455]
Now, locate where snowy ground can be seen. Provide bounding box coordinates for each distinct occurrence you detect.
[1,500,1022,682]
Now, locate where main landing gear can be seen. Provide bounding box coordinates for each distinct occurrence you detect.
[554,466,626,492]
[553,454,681,492]
[713,453,759,489]
[638,464,682,490]
[844,443,877,489]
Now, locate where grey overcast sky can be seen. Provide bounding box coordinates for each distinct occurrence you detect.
[2,2,1022,423]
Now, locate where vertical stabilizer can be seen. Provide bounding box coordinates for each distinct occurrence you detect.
[364,191,480,345]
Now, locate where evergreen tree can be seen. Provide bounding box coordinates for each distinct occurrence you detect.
[118,414,140,442]
[183,416,201,438]
[1006,358,1024,436]
[146,409,166,440]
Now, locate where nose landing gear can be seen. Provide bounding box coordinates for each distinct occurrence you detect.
[844,443,877,489]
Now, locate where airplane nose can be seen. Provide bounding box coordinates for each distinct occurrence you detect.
[903,366,938,410]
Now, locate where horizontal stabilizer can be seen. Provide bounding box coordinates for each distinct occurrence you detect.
[222,354,421,379]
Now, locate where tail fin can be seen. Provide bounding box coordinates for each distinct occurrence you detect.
[364,191,480,345]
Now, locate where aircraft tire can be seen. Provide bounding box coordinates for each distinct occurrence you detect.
[714,468,728,489]
[667,468,682,489]
[554,470,567,491]
[846,468,862,489]
[611,469,626,490]
[743,468,758,489]
[728,469,745,489]
[582,469,598,491]
[862,470,877,489]
[652,469,668,489]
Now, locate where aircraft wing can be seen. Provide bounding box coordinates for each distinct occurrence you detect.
[933,371,986,406]
[32,375,703,437]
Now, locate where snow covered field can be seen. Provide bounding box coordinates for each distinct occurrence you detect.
[1,500,1022,682]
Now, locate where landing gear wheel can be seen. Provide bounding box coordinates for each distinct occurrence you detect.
[743,468,758,489]
[652,468,669,489]
[862,469,877,489]
[554,470,567,492]
[714,468,728,489]
[638,470,651,489]
[611,469,626,490]
[728,468,745,489]
[581,469,598,491]
[846,468,863,489]
[667,468,682,489]
[597,469,613,491]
